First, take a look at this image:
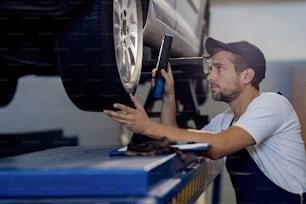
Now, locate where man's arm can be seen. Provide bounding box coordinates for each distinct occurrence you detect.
[160,64,177,127]
[104,94,256,160]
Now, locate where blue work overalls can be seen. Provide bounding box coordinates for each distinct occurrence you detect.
[226,118,305,204]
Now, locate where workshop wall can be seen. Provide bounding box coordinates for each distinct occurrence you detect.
[0,76,123,146]
[203,1,306,204]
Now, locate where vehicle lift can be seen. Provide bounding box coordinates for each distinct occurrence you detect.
[0,52,224,203]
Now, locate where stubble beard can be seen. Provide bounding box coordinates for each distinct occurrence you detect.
[211,87,241,103]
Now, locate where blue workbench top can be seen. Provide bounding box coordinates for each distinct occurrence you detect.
[0,146,224,203]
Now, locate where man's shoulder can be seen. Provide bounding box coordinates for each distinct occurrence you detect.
[246,91,295,121]
[255,92,290,106]
[259,92,288,100]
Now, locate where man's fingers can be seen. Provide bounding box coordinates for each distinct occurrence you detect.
[167,63,171,72]
[129,93,143,110]
[104,94,143,116]
[167,63,174,80]
[151,68,157,89]
[151,78,156,89]
[161,69,171,84]
[112,103,132,114]
[103,109,132,127]
[152,67,157,78]
[104,109,125,119]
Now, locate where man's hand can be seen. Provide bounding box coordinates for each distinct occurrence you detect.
[151,63,175,97]
[152,63,177,126]
[104,93,152,135]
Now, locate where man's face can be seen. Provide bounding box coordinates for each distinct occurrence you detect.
[207,50,242,103]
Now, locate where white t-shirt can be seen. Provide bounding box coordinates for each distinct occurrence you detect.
[201,92,306,194]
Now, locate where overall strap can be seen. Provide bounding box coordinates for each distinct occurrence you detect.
[225,117,303,203]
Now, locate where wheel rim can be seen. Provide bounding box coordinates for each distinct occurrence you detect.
[113,0,143,93]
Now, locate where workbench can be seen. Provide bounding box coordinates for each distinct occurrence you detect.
[0,146,224,204]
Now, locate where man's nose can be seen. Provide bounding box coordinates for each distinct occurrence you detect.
[206,71,214,82]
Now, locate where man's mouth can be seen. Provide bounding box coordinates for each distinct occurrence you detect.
[210,83,219,92]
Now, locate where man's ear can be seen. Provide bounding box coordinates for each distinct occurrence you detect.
[242,68,255,83]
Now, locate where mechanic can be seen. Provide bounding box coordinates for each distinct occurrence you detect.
[104,37,306,203]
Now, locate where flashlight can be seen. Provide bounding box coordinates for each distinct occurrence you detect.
[153,34,173,99]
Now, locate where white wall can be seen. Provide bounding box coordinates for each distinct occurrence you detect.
[0,76,123,146]
[205,1,306,203]
[210,0,306,61]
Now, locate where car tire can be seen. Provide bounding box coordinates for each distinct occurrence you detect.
[0,75,17,107]
[55,0,143,111]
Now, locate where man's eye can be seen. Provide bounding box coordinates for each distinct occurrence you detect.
[216,65,224,72]
[208,66,213,73]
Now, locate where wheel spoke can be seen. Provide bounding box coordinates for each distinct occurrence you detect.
[125,35,137,57]
[113,0,142,92]
[127,22,138,34]
[114,34,121,50]
[127,3,137,24]
[113,0,121,24]
[127,47,135,67]
[117,44,124,63]
[120,0,128,11]
[124,49,132,80]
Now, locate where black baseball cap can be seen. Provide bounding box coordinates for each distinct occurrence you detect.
[205,37,266,83]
